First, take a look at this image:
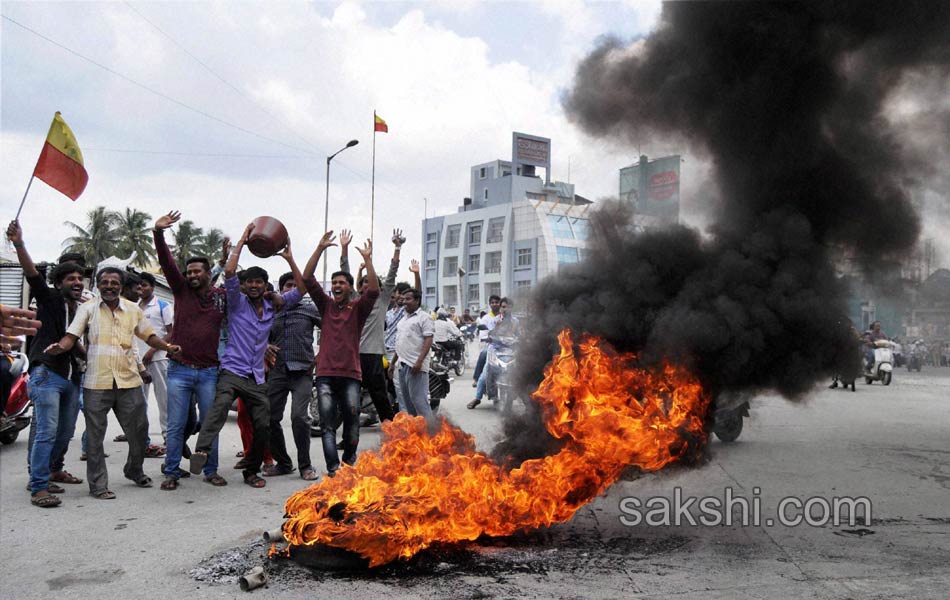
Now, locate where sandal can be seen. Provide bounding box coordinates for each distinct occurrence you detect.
[466,399,481,409]
[145,444,166,458]
[133,476,153,488]
[234,458,251,470]
[203,474,228,487]
[26,483,65,494]
[31,492,62,508]
[91,489,116,500]
[160,477,179,491]
[113,434,127,442]
[300,467,319,481]
[243,475,266,488]
[263,464,294,477]
[50,470,84,484]
[189,451,208,475]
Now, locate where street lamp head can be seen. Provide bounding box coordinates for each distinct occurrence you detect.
[346,139,359,148]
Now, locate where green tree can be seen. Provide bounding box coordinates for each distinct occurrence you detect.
[113,208,156,269]
[63,206,119,265]
[172,220,204,268]
[199,228,225,263]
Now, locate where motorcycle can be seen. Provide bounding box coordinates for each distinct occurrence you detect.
[432,336,467,377]
[485,334,518,412]
[459,323,478,343]
[712,397,750,443]
[427,360,452,413]
[864,339,894,385]
[1,351,32,445]
[906,340,924,372]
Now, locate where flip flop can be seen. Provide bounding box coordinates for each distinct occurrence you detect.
[243,475,266,488]
[91,490,116,500]
[50,470,84,484]
[189,451,208,475]
[300,467,319,481]
[203,474,228,487]
[133,476,153,488]
[263,464,295,477]
[160,477,179,491]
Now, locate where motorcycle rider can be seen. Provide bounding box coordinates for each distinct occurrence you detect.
[467,297,521,410]
[863,321,887,371]
[433,309,463,366]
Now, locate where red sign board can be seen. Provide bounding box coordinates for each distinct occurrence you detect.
[648,170,679,201]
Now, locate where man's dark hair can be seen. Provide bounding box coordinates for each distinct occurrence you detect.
[278,271,294,290]
[403,288,422,302]
[331,270,354,286]
[243,266,269,283]
[96,266,126,285]
[57,252,86,266]
[139,272,157,286]
[185,256,211,272]
[237,269,248,282]
[123,272,142,289]
[266,282,274,292]
[50,262,84,286]
[500,296,512,307]
[394,281,411,294]
[489,294,501,304]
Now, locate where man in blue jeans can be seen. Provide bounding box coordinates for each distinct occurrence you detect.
[302,232,379,476]
[6,220,84,508]
[153,211,228,490]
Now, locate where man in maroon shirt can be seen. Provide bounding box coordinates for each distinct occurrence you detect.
[302,231,379,476]
[153,211,228,490]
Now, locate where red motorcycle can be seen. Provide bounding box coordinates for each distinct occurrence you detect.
[1,351,32,445]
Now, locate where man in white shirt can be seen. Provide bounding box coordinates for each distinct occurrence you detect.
[136,272,174,447]
[389,289,435,424]
[472,295,501,386]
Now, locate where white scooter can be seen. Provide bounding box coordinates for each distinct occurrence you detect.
[864,339,894,386]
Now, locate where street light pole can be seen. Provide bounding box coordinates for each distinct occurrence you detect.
[323,139,359,286]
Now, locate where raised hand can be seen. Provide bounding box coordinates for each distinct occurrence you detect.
[409,259,420,274]
[240,222,255,244]
[278,237,293,260]
[317,231,337,252]
[154,211,181,231]
[392,228,405,247]
[339,229,353,248]
[356,239,373,260]
[6,220,23,245]
[221,237,232,261]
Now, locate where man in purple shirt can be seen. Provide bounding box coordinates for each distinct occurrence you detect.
[190,223,305,488]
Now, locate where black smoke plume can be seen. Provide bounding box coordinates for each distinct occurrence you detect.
[496,2,950,463]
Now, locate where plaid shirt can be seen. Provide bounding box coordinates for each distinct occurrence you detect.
[384,306,405,354]
[269,298,321,371]
[67,297,156,390]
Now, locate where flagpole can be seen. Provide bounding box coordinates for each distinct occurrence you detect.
[371,110,377,245]
[14,175,36,222]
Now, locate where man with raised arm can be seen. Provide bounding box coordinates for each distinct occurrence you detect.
[302,232,379,476]
[189,223,305,488]
[152,211,228,490]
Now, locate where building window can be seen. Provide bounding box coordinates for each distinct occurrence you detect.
[515,280,532,290]
[425,286,436,296]
[468,222,482,245]
[516,247,532,267]
[487,217,505,243]
[443,256,458,277]
[467,283,480,304]
[547,214,574,239]
[485,282,501,300]
[443,285,458,307]
[485,251,502,274]
[479,167,486,179]
[426,231,438,242]
[571,218,591,241]
[446,224,461,249]
[425,258,436,270]
[468,253,480,273]
[527,191,545,201]
[483,188,488,200]
[556,246,579,265]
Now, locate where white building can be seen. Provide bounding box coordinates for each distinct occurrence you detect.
[421,132,593,311]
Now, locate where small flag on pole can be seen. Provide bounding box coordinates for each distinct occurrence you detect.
[33,112,88,201]
[374,113,388,133]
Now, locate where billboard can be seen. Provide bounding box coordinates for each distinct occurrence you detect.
[512,132,551,183]
[619,155,681,224]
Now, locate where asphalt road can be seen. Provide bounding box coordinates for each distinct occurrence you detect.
[1,362,948,599]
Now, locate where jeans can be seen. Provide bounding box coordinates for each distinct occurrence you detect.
[267,365,313,472]
[360,353,395,421]
[197,370,269,479]
[397,363,433,423]
[473,345,489,382]
[474,365,496,402]
[83,385,149,494]
[315,376,360,474]
[164,361,218,479]
[143,360,169,439]
[26,366,80,494]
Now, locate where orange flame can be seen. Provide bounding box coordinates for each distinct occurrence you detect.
[282,329,710,566]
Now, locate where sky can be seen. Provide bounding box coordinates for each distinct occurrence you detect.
[0,0,664,277]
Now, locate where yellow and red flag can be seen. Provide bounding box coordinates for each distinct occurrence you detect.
[374,113,388,133]
[33,112,88,201]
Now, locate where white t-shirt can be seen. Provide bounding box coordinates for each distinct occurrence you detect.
[433,319,461,343]
[477,312,500,342]
[135,295,174,361]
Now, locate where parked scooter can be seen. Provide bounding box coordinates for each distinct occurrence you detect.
[906,340,924,372]
[864,339,894,385]
[1,351,32,445]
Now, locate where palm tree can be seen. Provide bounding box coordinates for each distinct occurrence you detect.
[199,228,225,263]
[172,220,204,268]
[63,206,119,265]
[113,208,156,269]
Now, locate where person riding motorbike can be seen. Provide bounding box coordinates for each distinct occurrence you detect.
[433,309,463,367]
[863,321,887,371]
[467,298,521,410]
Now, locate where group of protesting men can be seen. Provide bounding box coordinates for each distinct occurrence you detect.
[4,212,441,507]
